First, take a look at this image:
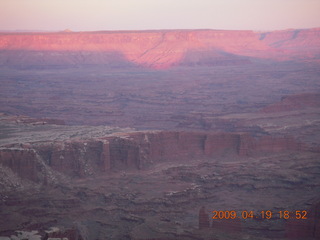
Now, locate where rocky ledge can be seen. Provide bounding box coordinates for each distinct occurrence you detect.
[0,114,309,186]
[0,114,319,239]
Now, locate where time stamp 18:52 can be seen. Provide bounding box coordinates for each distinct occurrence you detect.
[212,210,308,220]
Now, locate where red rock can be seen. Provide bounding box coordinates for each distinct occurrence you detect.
[261,93,320,113]
[204,133,240,156]
[261,28,320,54]
[34,140,109,177]
[0,131,306,183]
[99,140,111,171]
[237,133,255,156]
[0,148,41,182]
[0,28,319,69]
[108,136,141,170]
[128,131,206,163]
[199,206,210,229]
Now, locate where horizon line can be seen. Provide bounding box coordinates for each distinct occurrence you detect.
[1,26,320,34]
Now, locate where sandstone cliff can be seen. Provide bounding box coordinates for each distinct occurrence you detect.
[0,130,306,185]
[261,93,320,113]
[0,28,319,68]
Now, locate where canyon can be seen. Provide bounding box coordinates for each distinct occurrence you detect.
[0,28,320,239]
[0,28,319,69]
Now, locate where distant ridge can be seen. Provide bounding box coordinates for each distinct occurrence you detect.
[0,28,319,68]
[62,29,73,32]
[1,26,319,33]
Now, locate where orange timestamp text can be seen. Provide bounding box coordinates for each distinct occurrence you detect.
[212,210,308,220]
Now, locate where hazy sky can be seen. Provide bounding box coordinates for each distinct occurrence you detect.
[1,0,320,31]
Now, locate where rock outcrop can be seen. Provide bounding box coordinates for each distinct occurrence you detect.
[0,148,42,182]
[261,28,320,54]
[0,131,306,185]
[44,228,83,240]
[198,206,210,229]
[261,93,320,113]
[0,27,319,240]
[0,28,319,69]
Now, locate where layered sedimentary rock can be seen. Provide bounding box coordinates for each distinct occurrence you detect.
[0,130,307,185]
[0,148,41,182]
[198,206,210,229]
[0,128,319,239]
[0,28,319,69]
[0,27,319,239]
[0,30,267,69]
[35,140,108,177]
[261,93,320,113]
[261,28,320,53]
[238,135,302,155]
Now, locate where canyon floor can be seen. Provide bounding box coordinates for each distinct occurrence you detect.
[0,29,320,239]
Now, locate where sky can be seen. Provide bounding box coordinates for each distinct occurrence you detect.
[0,0,320,32]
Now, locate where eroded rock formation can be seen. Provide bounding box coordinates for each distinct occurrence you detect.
[261,93,320,113]
[0,28,319,69]
[198,206,210,229]
[44,228,83,240]
[0,148,42,182]
[0,130,307,185]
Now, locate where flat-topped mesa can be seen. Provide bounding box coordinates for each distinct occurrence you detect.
[261,28,320,50]
[0,30,264,52]
[0,30,260,69]
[0,28,319,68]
[0,131,306,185]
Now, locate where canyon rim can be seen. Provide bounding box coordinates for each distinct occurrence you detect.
[0,28,320,240]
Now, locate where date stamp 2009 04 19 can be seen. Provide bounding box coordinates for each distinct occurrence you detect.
[211,210,308,220]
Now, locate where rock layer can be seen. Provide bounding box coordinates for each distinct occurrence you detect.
[1,28,319,68]
[0,131,307,185]
[261,93,320,113]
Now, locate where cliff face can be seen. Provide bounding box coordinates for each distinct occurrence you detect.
[0,131,305,184]
[261,28,320,51]
[34,140,108,177]
[0,28,319,68]
[0,30,259,69]
[0,148,42,182]
[261,93,320,113]
[239,134,302,155]
[0,124,318,239]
